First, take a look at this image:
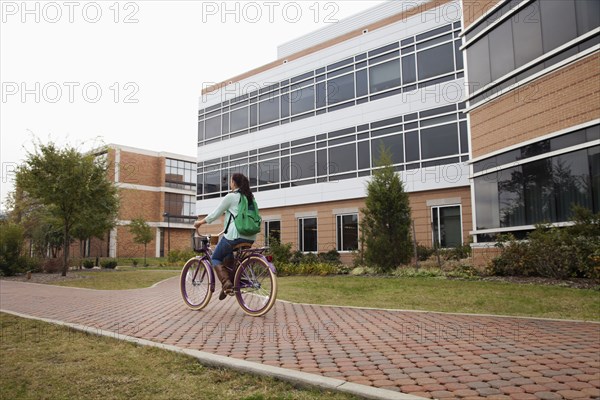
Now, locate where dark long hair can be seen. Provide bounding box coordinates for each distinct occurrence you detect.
[231,173,254,202]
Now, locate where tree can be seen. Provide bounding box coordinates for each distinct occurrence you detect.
[360,147,412,272]
[128,218,153,267]
[15,142,119,276]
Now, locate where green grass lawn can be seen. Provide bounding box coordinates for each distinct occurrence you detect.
[49,269,600,321]
[0,313,355,400]
[53,269,180,290]
[277,276,600,321]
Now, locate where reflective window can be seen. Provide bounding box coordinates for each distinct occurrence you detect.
[165,158,196,190]
[264,220,281,247]
[336,214,359,251]
[291,152,315,181]
[258,159,279,185]
[230,107,248,132]
[165,193,196,219]
[512,2,543,67]
[432,205,462,247]
[259,98,279,125]
[369,59,401,93]
[405,131,420,162]
[489,19,514,81]
[298,217,318,252]
[291,86,315,115]
[328,73,355,105]
[575,0,600,36]
[417,43,454,80]
[401,55,416,84]
[540,0,577,53]
[355,69,368,97]
[474,147,599,230]
[205,116,221,140]
[420,124,459,159]
[329,144,356,174]
[467,37,491,90]
[372,134,404,165]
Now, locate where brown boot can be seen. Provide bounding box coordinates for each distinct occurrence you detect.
[214,261,233,301]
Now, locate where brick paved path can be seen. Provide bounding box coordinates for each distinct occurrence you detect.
[1,278,599,399]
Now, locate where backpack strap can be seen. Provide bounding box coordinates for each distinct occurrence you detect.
[223,194,242,234]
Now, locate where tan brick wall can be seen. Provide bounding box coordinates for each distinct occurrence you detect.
[462,0,500,30]
[471,53,600,159]
[197,186,472,263]
[117,226,158,258]
[117,150,164,187]
[163,228,195,254]
[118,189,161,221]
[472,246,501,268]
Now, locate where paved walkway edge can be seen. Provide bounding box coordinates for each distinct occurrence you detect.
[0,309,427,400]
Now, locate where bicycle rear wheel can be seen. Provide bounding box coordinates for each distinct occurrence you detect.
[234,256,277,317]
[180,257,213,310]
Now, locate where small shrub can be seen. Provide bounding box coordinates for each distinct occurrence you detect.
[41,258,63,273]
[276,262,340,276]
[0,223,26,276]
[393,267,444,278]
[132,259,139,267]
[167,250,196,264]
[83,259,95,269]
[100,259,118,269]
[416,244,434,261]
[318,250,341,265]
[441,244,472,261]
[289,250,305,265]
[267,238,292,264]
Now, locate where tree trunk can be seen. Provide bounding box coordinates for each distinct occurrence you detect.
[62,226,69,276]
[144,243,147,267]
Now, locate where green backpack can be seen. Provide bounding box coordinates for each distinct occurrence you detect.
[226,194,262,236]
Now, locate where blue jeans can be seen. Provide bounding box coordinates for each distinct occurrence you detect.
[211,237,254,266]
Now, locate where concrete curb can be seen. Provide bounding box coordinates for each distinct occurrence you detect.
[0,309,427,400]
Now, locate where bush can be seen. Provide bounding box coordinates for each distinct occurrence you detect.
[276,262,345,276]
[441,243,472,261]
[132,259,139,267]
[100,259,118,269]
[83,259,95,269]
[41,258,63,273]
[318,250,341,265]
[167,249,196,264]
[267,238,292,264]
[489,209,600,280]
[416,244,434,261]
[0,223,26,276]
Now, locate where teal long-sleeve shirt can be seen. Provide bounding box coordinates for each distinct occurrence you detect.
[204,191,257,241]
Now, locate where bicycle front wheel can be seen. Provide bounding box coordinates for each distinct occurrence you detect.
[180,257,213,310]
[234,256,277,317]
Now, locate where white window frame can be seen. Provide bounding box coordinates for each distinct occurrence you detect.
[431,204,463,248]
[298,217,318,253]
[336,213,359,253]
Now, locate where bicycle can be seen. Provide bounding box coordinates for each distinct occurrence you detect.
[179,233,278,317]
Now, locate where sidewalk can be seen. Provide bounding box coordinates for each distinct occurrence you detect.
[1,278,598,399]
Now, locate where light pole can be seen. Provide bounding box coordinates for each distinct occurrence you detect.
[163,212,171,256]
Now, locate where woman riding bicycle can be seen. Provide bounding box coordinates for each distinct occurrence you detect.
[194,173,256,300]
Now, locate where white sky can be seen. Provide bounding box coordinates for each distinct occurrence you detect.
[0,0,385,212]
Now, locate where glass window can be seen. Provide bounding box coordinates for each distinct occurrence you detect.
[205,116,221,140]
[369,59,401,93]
[230,107,248,132]
[316,82,326,108]
[298,217,318,252]
[417,43,454,81]
[497,166,526,227]
[512,1,543,68]
[405,131,419,162]
[575,0,600,36]
[454,40,463,70]
[328,73,355,105]
[401,55,416,85]
[329,144,356,174]
[474,174,500,230]
[281,93,290,118]
[432,205,462,248]
[431,206,462,248]
[198,121,204,141]
[203,167,220,194]
[165,193,196,218]
[259,98,279,125]
[250,104,258,126]
[489,18,515,81]
[467,36,491,89]
[420,124,459,159]
[337,214,359,251]
[290,152,315,180]
[291,86,315,115]
[540,0,577,53]
[372,134,404,165]
[316,149,327,176]
[221,114,229,134]
[459,121,469,154]
[355,69,368,97]
[357,141,370,170]
[258,159,279,185]
[264,220,281,247]
[553,149,593,221]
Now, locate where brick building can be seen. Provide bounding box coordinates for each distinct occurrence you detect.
[461,0,599,263]
[87,144,197,259]
[196,1,473,263]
